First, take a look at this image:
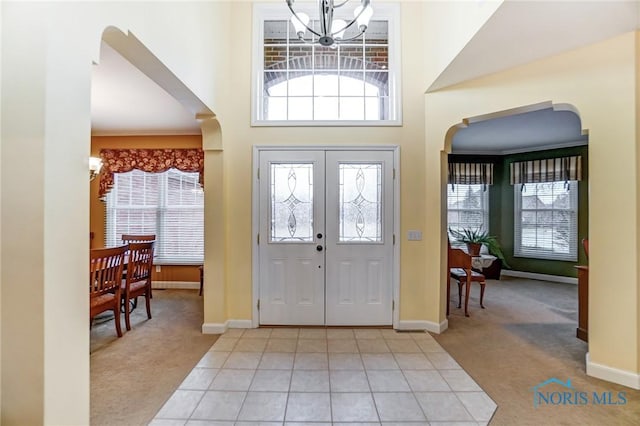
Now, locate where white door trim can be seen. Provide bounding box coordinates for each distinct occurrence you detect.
[252,145,401,329]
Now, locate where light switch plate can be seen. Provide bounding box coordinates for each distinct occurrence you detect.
[156,265,162,272]
[407,230,422,241]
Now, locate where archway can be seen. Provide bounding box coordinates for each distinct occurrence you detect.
[441,101,589,313]
[89,26,225,422]
[92,24,221,317]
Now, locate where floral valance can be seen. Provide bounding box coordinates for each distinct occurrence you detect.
[510,155,582,186]
[448,162,494,190]
[99,149,204,199]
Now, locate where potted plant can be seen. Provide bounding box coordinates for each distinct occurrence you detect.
[448,227,511,269]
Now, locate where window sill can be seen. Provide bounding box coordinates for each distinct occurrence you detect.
[251,119,403,127]
[513,254,577,262]
[153,260,204,266]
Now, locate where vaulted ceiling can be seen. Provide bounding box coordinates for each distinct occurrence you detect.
[91,42,202,136]
[90,1,638,153]
[429,0,639,91]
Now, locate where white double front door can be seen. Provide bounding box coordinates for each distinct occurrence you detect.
[258,149,394,326]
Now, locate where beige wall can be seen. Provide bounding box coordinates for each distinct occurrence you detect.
[0,0,3,413]
[204,1,432,326]
[424,32,639,379]
[636,31,640,374]
[3,2,640,424]
[421,0,503,88]
[1,2,226,423]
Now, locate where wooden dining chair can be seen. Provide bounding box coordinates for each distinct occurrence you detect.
[448,239,486,317]
[121,234,156,298]
[121,241,155,331]
[90,245,127,337]
[121,234,156,243]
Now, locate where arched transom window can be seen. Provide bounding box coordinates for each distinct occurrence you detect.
[253,3,401,125]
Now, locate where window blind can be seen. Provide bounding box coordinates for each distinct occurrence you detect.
[514,180,578,261]
[105,169,204,264]
[447,184,489,242]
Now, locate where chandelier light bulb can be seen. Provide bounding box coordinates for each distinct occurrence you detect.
[286,0,373,46]
[331,19,347,41]
[354,4,373,31]
[291,12,310,37]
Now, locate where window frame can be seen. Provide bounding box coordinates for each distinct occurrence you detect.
[251,2,402,127]
[105,169,204,265]
[513,180,578,262]
[446,184,490,244]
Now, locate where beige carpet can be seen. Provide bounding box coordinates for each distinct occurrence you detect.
[90,289,218,426]
[435,276,640,425]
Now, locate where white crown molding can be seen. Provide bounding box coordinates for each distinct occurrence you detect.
[500,139,588,155]
[452,139,588,156]
[91,130,201,137]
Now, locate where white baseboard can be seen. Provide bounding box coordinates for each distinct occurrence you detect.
[152,280,200,290]
[501,270,577,285]
[397,320,448,334]
[227,319,253,329]
[202,323,227,334]
[205,319,452,334]
[202,319,254,334]
[586,353,640,389]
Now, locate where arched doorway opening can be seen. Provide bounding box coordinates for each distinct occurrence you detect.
[89,27,223,424]
[442,101,588,318]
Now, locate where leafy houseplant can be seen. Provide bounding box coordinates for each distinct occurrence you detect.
[448,227,510,268]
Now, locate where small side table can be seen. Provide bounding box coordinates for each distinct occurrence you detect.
[471,254,496,270]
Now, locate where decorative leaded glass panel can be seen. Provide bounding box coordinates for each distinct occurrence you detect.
[270,163,314,242]
[338,163,382,242]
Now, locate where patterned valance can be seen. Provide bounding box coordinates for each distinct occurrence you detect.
[98,149,204,199]
[510,155,582,185]
[448,163,494,190]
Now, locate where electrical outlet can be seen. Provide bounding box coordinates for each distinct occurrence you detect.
[156,265,162,272]
[407,230,422,241]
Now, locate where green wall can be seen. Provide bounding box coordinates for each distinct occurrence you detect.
[450,144,589,277]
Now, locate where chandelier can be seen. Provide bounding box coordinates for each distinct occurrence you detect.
[286,0,373,47]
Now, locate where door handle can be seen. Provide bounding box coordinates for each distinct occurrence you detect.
[316,245,324,252]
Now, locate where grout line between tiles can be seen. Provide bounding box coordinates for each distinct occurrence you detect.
[154,328,496,424]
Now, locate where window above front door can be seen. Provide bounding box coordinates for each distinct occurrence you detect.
[252,3,402,126]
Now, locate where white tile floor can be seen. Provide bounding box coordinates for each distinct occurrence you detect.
[150,328,496,426]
